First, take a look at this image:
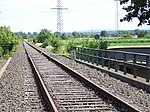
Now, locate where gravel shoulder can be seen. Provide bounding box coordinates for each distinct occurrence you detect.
[0,43,45,111]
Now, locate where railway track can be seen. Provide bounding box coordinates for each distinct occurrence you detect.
[23,61,46,111]
[23,42,141,112]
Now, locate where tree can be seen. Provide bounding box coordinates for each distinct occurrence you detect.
[120,0,150,26]
[118,31,132,38]
[61,33,68,40]
[72,31,80,38]
[54,32,61,37]
[134,29,140,35]
[137,30,148,37]
[100,30,108,37]
[36,29,52,43]
[79,33,88,38]
[33,32,38,36]
[22,33,29,39]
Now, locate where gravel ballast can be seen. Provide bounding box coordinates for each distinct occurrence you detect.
[0,44,45,111]
[54,56,150,112]
[21,43,150,111]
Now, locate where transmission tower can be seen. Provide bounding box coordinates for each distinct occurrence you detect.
[51,0,68,33]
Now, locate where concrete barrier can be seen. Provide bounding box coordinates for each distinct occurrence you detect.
[0,57,11,79]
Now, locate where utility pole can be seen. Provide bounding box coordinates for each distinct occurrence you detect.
[51,0,68,34]
[114,0,119,37]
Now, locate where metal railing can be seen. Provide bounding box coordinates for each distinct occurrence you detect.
[71,47,150,82]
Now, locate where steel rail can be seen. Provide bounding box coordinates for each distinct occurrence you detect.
[26,42,141,112]
[23,43,59,112]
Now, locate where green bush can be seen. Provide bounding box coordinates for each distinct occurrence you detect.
[40,42,48,48]
[50,37,62,48]
[67,40,76,53]
[88,41,97,48]
[0,26,20,58]
[81,39,90,48]
[40,38,51,48]
[0,47,3,58]
[144,34,150,38]
[80,38,109,49]
[48,37,62,53]
[98,39,109,49]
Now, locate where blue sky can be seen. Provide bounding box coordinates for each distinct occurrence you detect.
[0,0,150,33]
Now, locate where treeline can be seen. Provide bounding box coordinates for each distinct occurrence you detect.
[29,29,109,55]
[15,31,38,38]
[99,29,150,38]
[18,29,150,39]
[0,26,21,58]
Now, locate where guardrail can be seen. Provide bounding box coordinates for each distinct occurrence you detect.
[71,47,150,82]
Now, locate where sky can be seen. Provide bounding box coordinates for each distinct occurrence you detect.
[0,0,150,33]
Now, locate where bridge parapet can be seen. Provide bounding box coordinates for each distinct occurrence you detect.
[71,47,150,82]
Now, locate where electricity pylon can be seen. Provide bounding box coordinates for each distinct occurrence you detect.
[51,0,68,33]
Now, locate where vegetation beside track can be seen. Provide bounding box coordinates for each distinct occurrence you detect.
[0,26,21,59]
[25,29,150,56]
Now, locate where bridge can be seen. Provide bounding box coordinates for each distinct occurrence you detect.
[108,46,150,54]
[71,46,150,92]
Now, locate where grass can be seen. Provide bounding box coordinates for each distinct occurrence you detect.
[110,42,150,46]
[61,38,150,47]
[35,43,42,46]
[107,38,150,46]
[46,45,70,56]
[35,37,150,55]
[46,45,53,51]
